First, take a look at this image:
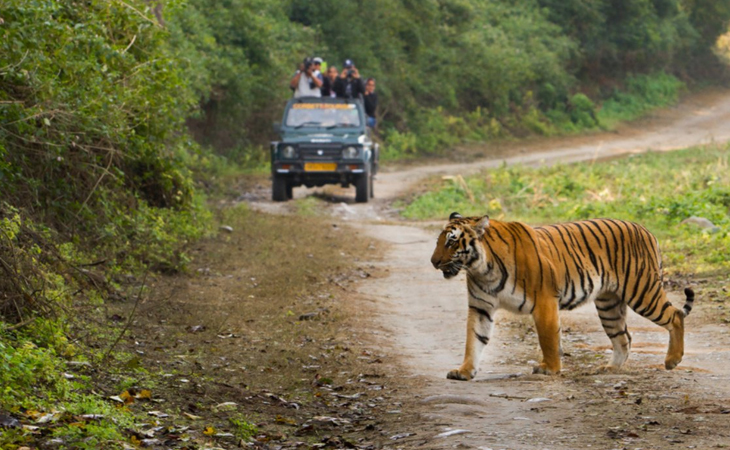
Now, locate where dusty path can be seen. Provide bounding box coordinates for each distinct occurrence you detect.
[359,224,730,449]
[248,90,730,448]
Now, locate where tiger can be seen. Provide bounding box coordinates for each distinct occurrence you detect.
[430,212,695,381]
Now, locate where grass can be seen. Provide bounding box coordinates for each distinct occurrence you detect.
[0,320,137,449]
[0,187,208,448]
[596,72,686,129]
[382,72,686,161]
[403,144,730,277]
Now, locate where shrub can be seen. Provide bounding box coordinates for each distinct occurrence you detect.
[0,0,198,235]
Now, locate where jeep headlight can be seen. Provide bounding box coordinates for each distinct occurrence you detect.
[342,146,358,159]
[281,145,297,159]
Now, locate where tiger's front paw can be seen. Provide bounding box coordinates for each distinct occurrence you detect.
[532,362,560,375]
[665,355,682,370]
[446,367,475,381]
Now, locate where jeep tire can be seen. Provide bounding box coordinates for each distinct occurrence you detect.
[355,171,371,203]
[272,176,288,202]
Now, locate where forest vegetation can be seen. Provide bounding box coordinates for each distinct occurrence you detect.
[1,0,729,447]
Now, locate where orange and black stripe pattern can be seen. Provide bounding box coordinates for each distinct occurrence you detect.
[431,213,694,379]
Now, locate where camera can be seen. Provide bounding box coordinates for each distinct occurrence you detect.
[303,57,313,71]
[347,69,355,78]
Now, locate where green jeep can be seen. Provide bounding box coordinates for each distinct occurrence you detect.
[270,96,379,202]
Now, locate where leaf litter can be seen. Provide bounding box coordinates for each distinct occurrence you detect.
[91,211,411,449]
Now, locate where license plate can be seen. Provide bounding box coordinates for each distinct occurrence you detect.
[304,163,337,172]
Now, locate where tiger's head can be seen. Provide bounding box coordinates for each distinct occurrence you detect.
[431,212,490,279]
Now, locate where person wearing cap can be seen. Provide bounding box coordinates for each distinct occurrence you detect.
[312,57,324,83]
[334,59,365,100]
[290,57,322,98]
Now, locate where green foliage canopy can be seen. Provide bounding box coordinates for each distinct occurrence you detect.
[167,0,313,153]
[169,0,729,157]
[0,0,200,233]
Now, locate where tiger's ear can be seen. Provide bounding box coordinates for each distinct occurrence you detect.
[449,212,462,220]
[474,215,490,235]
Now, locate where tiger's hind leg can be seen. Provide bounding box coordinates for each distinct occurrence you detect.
[595,295,631,371]
[630,287,684,370]
[531,296,561,375]
[664,311,685,370]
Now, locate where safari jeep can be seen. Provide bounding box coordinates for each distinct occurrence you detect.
[270,96,379,202]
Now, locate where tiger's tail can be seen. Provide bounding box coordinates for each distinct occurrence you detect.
[681,288,695,317]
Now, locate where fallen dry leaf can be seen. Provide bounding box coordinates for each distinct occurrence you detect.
[276,415,297,425]
[136,389,153,400]
[79,414,105,421]
[119,390,134,404]
[215,402,237,409]
[24,410,42,420]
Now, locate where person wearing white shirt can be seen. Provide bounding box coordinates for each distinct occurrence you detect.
[290,57,322,98]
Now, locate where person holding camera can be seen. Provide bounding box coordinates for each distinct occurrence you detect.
[334,59,365,99]
[290,57,322,98]
[312,57,324,83]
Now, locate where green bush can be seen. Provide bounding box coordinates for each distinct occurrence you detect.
[0,314,138,448]
[0,4,213,444]
[381,71,688,158]
[0,0,199,229]
[598,72,686,127]
[167,0,312,154]
[569,93,599,128]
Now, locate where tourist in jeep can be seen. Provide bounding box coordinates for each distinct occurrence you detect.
[334,59,365,99]
[321,65,338,98]
[363,77,378,128]
[290,57,322,98]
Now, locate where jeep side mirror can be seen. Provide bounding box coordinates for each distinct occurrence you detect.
[272,122,281,134]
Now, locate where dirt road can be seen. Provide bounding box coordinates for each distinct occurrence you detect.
[248,90,730,449]
[360,224,730,449]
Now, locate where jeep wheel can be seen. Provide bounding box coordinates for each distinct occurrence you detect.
[272,176,288,202]
[369,173,374,198]
[286,183,293,200]
[355,172,370,203]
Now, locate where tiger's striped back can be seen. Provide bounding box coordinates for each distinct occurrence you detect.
[536,220,665,314]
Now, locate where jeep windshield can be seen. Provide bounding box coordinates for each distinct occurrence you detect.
[285,102,361,128]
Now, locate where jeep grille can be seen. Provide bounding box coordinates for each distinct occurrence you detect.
[299,144,342,160]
